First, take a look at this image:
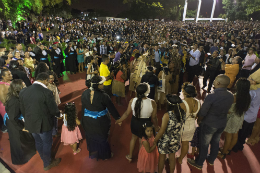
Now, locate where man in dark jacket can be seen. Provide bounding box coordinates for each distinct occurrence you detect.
[202,51,222,93]
[19,72,61,171]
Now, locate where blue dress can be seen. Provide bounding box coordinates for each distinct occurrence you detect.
[77,49,84,63]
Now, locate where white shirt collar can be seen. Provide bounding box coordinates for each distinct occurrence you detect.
[33,81,47,88]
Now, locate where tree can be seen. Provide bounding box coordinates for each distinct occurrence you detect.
[122,0,196,21]
[120,0,164,20]
[0,0,71,26]
[222,0,260,21]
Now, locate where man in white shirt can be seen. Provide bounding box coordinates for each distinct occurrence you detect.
[188,43,201,83]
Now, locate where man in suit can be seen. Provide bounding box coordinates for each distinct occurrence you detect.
[20,72,61,171]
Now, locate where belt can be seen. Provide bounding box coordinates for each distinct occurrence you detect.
[4,113,24,126]
[70,52,74,55]
[54,56,59,59]
[150,84,155,87]
[40,58,47,61]
[84,108,108,119]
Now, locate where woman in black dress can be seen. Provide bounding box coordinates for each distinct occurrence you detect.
[4,79,36,165]
[81,76,121,160]
[141,66,158,100]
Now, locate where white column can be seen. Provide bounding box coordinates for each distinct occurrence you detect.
[196,0,202,23]
[183,0,188,21]
[210,0,216,22]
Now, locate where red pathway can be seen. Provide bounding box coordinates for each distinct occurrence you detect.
[0,73,259,173]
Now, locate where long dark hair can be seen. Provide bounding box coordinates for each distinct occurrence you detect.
[235,78,251,116]
[35,62,49,79]
[64,102,77,131]
[166,94,185,122]
[0,56,8,67]
[135,83,148,118]
[5,79,24,106]
[141,121,156,140]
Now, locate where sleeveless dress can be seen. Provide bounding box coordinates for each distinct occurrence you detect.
[61,114,82,145]
[158,111,185,154]
[131,98,153,138]
[137,136,159,173]
[77,49,84,63]
[0,81,10,118]
[224,103,244,133]
[180,99,200,141]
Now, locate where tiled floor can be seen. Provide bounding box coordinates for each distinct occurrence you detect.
[0,72,260,173]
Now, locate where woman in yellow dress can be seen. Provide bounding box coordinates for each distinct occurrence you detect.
[224,56,242,89]
[24,51,35,73]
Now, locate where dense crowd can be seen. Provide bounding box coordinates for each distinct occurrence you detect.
[0,18,260,172]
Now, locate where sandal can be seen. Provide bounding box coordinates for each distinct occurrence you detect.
[246,138,257,146]
[126,155,132,163]
[187,153,195,158]
[217,152,226,159]
[176,157,182,164]
[73,148,81,155]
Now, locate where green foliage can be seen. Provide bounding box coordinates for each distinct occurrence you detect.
[0,0,72,27]
[120,0,196,21]
[186,9,196,18]
[222,0,260,21]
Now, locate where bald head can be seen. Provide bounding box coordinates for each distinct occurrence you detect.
[214,74,230,89]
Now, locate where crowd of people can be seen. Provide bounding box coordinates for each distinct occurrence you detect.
[0,17,260,172]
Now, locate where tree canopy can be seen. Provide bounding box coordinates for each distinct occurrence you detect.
[222,0,260,21]
[0,0,71,26]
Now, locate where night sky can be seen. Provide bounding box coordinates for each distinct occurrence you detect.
[72,0,225,18]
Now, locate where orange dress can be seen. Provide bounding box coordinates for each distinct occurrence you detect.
[225,64,239,89]
[137,136,159,173]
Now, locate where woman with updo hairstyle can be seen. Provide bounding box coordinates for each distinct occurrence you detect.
[116,83,159,162]
[81,75,121,160]
[154,94,186,173]
[175,82,201,164]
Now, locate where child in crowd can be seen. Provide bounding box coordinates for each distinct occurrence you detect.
[137,121,159,173]
[61,102,83,155]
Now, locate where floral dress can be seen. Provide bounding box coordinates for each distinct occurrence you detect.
[158,111,185,154]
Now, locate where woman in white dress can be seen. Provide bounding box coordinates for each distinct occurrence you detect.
[177,83,201,164]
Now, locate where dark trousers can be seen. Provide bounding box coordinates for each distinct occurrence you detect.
[203,69,217,91]
[53,59,61,76]
[195,123,225,166]
[32,130,52,167]
[103,84,112,97]
[52,118,58,136]
[155,62,161,76]
[188,65,199,83]
[240,69,251,78]
[233,120,255,151]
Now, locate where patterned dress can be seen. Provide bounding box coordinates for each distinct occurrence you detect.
[158,111,185,154]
